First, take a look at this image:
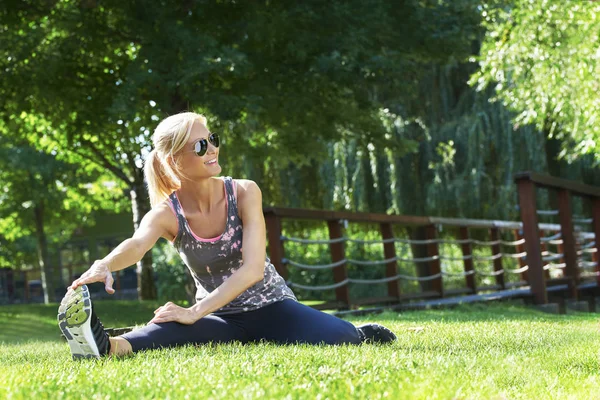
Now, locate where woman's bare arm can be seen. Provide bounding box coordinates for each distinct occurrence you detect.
[70,203,177,293]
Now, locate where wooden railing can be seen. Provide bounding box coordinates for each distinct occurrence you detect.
[263,172,600,310]
[515,171,600,304]
[4,172,598,308]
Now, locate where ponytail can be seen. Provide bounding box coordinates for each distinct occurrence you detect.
[144,150,180,207]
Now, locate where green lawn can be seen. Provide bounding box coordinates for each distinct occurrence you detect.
[1,301,599,399]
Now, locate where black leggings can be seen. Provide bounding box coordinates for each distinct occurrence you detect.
[121,299,362,352]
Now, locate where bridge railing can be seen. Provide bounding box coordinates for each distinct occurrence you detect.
[263,172,599,310]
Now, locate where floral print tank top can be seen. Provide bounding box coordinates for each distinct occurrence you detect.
[168,176,297,314]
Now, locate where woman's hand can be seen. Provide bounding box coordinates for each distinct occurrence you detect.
[149,302,197,325]
[70,260,115,294]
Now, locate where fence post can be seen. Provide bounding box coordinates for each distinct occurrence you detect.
[513,229,529,283]
[425,224,444,297]
[516,177,547,304]
[459,227,476,294]
[327,219,350,308]
[264,211,288,280]
[557,189,579,299]
[490,228,506,290]
[380,222,400,300]
[557,241,565,269]
[539,230,551,281]
[591,197,600,285]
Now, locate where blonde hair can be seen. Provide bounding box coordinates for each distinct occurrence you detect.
[144,112,207,207]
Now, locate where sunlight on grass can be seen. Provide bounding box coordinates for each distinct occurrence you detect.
[1,302,599,399]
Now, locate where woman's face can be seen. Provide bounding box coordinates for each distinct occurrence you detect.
[177,120,222,180]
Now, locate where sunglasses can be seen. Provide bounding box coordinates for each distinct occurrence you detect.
[193,132,220,156]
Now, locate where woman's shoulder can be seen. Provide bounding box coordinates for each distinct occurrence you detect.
[132,199,179,242]
[232,178,259,191]
[233,179,262,213]
[151,198,179,220]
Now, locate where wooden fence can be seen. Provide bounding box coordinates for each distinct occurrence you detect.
[3,171,599,309]
[264,172,600,310]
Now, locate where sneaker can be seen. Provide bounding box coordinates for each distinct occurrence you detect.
[57,285,110,359]
[356,323,397,344]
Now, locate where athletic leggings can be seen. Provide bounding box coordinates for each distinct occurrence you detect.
[121,299,362,352]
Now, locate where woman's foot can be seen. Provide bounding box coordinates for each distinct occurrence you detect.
[356,323,397,344]
[57,285,110,359]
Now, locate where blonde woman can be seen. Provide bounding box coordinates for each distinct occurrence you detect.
[58,112,396,358]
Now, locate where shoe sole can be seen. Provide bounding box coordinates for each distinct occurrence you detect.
[357,323,397,343]
[378,325,397,342]
[57,285,101,359]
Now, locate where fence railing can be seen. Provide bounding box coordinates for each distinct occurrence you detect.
[3,172,598,308]
[264,172,600,310]
[515,171,600,304]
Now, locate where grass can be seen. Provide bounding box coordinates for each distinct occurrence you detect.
[1,300,599,399]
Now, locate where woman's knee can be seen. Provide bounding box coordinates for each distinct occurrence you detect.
[332,325,361,345]
[305,320,361,345]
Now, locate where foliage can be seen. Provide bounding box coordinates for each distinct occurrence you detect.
[317,57,600,220]
[0,134,125,248]
[152,240,194,303]
[0,236,37,270]
[472,0,600,161]
[0,0,486,201]
[0,129,127,301]
[3,0,600,296]
[1,303,599,399]
[0,0,489,296]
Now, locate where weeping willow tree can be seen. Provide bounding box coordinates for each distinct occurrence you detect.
[388,61,549,220]
[230,57,600,222]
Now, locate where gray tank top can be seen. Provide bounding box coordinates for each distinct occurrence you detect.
[168,176,297,314]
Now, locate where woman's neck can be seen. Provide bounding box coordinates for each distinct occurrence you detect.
[177,177,223,214]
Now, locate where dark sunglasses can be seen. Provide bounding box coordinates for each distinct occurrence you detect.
[193,132,220,156]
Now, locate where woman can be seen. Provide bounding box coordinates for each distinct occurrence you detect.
[58,112,396,359]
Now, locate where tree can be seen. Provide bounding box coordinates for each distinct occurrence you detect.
[471,0,600,161]
[0,0,485,298]
[0,127,124,303]
[3,0,600,300]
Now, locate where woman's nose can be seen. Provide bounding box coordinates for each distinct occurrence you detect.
[206,142,217,153]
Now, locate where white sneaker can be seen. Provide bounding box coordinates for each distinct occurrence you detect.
[57,285,110,359]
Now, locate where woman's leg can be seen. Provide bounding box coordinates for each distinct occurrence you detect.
[58,285,249,359]
[119,314,249,353]
[241,299,363,345]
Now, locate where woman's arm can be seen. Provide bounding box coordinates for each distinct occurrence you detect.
[70,203,177,293]
[150,180,266,324]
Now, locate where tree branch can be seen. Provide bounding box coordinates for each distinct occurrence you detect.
[77,138,133,186]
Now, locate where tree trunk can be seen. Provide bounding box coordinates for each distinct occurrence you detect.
[130,181,157,300]
[543,124,564,211]
[33,201,54,304]
[544,135,562,179]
